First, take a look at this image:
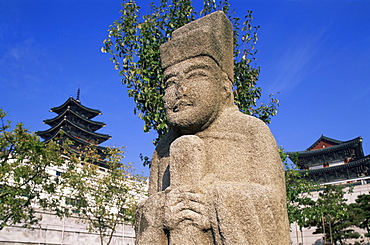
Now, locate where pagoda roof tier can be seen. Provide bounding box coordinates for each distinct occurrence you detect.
[43,128,106,149]
[42,129,110,168]
[36,118,111,144]
[50,97,102,119]
[43,108,106,132]
[287,136,363,159]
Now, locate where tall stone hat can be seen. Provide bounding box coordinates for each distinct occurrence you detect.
[160,11,234,82]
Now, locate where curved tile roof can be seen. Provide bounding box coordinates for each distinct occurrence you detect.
[37,118,111,144]
[306,135,344,151]
[50,97,101,119]
[43,108,105,131]
[299,154,370,174]
[287,136,363,158]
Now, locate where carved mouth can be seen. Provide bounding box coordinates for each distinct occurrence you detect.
[172,100,193,112]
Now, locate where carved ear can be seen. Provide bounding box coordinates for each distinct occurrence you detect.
[220,71,233,100]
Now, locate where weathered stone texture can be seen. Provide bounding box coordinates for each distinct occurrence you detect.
[136,11,290,245]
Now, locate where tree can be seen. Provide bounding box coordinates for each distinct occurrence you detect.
[57,145,147,245]
[102,0,279,144]
[307,185,360,245]
[0,109,65,230]
[0,109,146,244]
[349,193,370,238]
[280,147,318,244]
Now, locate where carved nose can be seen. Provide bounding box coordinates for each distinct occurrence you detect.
[175,85,186,99]
[175,85,184,99]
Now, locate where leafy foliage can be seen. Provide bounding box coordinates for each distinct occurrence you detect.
[307,185,360,244]
[280,147,318,229]
[103,0,279,144]
[0,109,65,230]
[349,193,370,237]
[57,145,147,245]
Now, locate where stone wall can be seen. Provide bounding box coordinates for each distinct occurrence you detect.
[0,211,135,245]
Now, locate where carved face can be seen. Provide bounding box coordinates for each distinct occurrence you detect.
[163,56,228,134]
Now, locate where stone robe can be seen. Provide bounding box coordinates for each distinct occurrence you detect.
[135,105,290,245]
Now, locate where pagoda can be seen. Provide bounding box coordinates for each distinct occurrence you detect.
[36,90,111,158]
[288,135,370,185]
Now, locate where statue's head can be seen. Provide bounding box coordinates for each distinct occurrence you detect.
[160,11,234,135]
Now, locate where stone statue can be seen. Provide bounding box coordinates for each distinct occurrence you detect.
[135,11,290,245]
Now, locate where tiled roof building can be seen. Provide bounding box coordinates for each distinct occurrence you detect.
[36,90,111,159]
[288,135,370,185]
[288,135,370,244]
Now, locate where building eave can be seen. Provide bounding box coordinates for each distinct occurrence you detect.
[50,97,102,119]
[287,136,363,159]
[43,108,106,129]
[37,118,111,144]
[298,154,370,174]
[306,135,344,151]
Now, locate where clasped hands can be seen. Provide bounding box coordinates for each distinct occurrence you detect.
[163,186,211,231]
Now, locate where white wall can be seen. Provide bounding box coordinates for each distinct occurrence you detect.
[290,183,370,245]
[0,211,135,245]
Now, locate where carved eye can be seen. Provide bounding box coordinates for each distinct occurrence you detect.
[165,80,176,89]
[186,70,208,80]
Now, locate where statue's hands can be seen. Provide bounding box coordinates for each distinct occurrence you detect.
[163,187,211,231]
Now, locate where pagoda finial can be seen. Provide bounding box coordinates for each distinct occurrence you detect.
[76,88,81,102]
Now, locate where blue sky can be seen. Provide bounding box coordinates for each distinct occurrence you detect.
[1,0,370,176]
